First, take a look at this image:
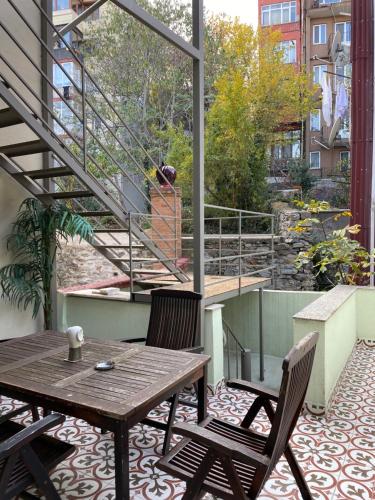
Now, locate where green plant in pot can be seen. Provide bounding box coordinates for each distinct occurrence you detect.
[0,198,93,329]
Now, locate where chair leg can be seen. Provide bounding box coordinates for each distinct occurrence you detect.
[162,392,180,455]
[285,445,313,500]
[20,446,60,500]
[182,450,216,500]
[31,406,40,422]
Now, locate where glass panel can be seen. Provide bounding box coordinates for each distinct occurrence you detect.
[55,0,70,11]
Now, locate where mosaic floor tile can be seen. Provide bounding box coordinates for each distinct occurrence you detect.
[2,342,375,499]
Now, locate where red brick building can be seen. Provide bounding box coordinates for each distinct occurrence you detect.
[258,0,302,66]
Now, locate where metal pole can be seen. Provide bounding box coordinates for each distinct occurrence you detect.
[81,68,87,171]
[192,0,205,340]
[271,217,275,289]
[259,287,264,382]
[219,218,222,276]
[129,214,134,295]
[239,212,242,292]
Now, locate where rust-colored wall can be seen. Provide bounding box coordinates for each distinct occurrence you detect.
[351,0,374,249]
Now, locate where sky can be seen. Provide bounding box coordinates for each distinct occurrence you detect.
[204,0,259,27]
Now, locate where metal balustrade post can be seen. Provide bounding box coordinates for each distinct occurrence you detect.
[81,67,87,172]
[129,214,133,295]
[259,287,264,382]
[219,218,222,276]
[271,217,275,289]
[239,212,242,292]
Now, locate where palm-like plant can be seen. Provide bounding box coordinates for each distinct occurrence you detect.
[0,198,93,329]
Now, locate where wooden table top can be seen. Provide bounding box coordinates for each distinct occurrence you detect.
[0,331,210,421]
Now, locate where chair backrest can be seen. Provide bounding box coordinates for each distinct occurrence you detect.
[264,332,319,469]
[146,288,202,350]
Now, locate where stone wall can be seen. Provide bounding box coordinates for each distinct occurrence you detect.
[57,237,123,289]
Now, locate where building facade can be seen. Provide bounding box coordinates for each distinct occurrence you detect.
[259,0,352,182]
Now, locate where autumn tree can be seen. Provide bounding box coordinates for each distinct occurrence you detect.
[204,22,315,212]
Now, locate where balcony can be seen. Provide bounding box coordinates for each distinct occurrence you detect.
[308,0,352,19]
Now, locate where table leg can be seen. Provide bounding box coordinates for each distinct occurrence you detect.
[197,365,208,423]
[114,420,130,500]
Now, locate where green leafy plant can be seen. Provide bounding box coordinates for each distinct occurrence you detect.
[0,198,93,329]
[290,200,375,289]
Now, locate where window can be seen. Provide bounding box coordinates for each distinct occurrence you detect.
[335,22,351,45]
[53,100,74,135]
[337,116,350,140]
[334,63,352,90]
[272,131,301,160]
[339,151,350,172]
[261,2,296,26]
[320,0,341,4]
[53,62,78,88]
[310,151,321,170]
[277,40,297,63]
[310,110,321,132]
[313,24,327,44]
[54,0,70,11]
[313,64,328,86]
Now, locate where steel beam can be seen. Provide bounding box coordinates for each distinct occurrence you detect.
[111,0,201,60]
[56,0,108,38]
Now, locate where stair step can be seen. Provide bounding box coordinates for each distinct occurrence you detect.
[94,245,144,249]
[110,258,158,263]
[94,229,129,233]
[132,269,171,275]
[37,190,93,200]
[76,211,114,217]
[14,167,73,179]
[0,139,49,157]
[0,108,23,128]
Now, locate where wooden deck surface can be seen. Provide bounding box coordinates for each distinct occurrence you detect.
[135,275,271,304]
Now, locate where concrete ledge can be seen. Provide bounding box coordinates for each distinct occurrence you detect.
[294,285,356,322]
[64,290,132,302]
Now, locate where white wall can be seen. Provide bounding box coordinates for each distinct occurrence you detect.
[0,171,43,338]
[0,1,44,338]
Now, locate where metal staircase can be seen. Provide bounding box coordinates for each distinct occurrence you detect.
[0,0,190,291]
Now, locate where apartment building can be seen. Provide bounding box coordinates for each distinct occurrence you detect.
[52,0,99,138]
[259,0,352,181]
[258,0,304,178]
[305,0,351,177]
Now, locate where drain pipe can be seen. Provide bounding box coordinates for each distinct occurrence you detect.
[371,0,375,286]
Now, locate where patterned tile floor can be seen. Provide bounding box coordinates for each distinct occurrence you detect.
[2,341,375,499]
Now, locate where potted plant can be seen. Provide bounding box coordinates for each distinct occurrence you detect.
[0,198,93,329]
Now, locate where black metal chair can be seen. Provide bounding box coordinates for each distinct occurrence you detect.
[126,288,202,454]
[0,412,75,500]
[158,332,319,499]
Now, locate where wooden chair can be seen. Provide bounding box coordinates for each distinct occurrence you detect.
[0,412,75,500]
[158,332,319,499]
[126,288,202,454]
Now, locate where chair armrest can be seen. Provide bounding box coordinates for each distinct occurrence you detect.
[0,413,65,459]
[180,346,204,354]
[0,404,32,425]
[120,338,147,344]
[227,379,279,402]
[172,422,270,468]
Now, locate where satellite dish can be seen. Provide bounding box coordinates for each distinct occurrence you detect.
[328,118,341,147]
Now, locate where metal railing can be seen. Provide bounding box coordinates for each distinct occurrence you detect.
[0,0,187,283]
[182,204,276,296]
[223,319,252,381]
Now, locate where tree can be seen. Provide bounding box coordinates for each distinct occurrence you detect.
[205,22,316,212]
[0,199,93,329]
[290,200,374,289]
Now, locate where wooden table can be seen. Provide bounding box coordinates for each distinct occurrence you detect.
[0,331,210,499]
